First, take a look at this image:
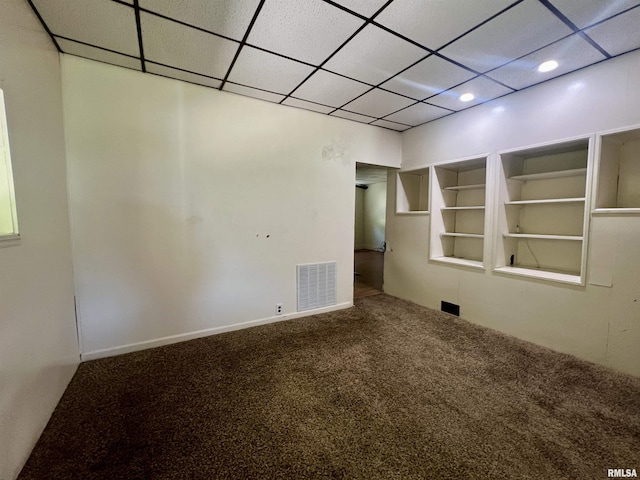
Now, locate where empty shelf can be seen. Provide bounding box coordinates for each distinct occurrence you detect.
[494,266,582,285]
[432,257,484,269]
[441,232,484,238]
[508,168,587,181]
[443,184,486,191]
[441,206,485,210]
[506,197,585,205]
[503,233,582,241]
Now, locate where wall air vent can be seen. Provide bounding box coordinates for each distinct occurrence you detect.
[297,262,337,312]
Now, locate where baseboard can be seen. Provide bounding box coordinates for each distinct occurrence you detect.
[80,302,353,361]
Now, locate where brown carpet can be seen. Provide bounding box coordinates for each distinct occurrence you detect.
[19,295,640,479]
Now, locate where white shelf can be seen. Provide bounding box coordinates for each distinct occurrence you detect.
[441,232,484,239]
[503,233,583,241]
[508,168,587,181]
[431,156,488,268]
[441,206,485,210]
[592,208,640,215]
[506,197,585,205]
[395,210,430,215]
[443,183,486,191]
[494,266,582,285]
[432,256,484,269]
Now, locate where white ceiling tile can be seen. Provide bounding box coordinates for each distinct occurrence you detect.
[342,88,415,118]
[146,63,222,89]
[292,70,371,107]
[330,0,390,17]
[426,76,512,111]
[139,0,260,41]
[383,102,450,125]
[324,24,427,85]
[227,46,316,95]
[440,0,574,73]
[330,110,376,123]
[371,120,410,131]
[486,34,606,90]
[248,0,364,65]
[550,0,640,29]
[223,83,285,103]
[57,38,142,71]
[141,12,238,79]
[584,6,640,57]
[282,98,335,114]
[376,0,514,50]
[381,55,475,100]
[32,0,139,56]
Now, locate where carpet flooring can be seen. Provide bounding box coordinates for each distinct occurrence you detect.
[19,295,640,479]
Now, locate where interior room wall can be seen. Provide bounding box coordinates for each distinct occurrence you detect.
[363,182,387,250]
[0,2,79,479]
[354,187,365,249]
[386,49,640,377]
[62,55,401,359]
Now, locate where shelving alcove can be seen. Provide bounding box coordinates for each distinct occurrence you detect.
[593,124,640,215]
[493,136,593,285]
[396,167,430,214]
[429,155,489,269]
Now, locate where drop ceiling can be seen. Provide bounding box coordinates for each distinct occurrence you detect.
[29,0,640,132]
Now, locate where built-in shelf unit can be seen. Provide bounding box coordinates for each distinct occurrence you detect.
[396,167,430,214]
[494,137,592,285]
[430,155,488,269]
[594,125,640,215]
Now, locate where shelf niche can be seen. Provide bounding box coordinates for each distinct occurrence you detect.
[396,168,429,214]
[495,138,591,285]
[430,156,487,269]
[594,126,640,214]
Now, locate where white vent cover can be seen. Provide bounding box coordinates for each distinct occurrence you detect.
[297,261,337,312]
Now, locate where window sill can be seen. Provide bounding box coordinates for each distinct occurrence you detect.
[0,233,21,248]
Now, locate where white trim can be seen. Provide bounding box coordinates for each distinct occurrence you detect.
[80,301,353,361]
[0,233,20,248]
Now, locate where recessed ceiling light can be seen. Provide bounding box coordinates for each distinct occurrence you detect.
[459,93,474,102]
[538,60,558,73]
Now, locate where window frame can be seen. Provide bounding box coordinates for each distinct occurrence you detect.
[0,88,20,247]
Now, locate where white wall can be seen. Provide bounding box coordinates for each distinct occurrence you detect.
[354,187,365,249]
[0,2,79,479]
[363,182,387,250]
[62,56,401,359]
[386,50,640,377]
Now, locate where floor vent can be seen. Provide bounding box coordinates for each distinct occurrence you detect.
[297,262,337,312]
[441,301,460,316]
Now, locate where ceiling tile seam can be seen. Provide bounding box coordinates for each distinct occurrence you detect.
[539,0,611,58]
[146,60,223,81]
[413,88,525,129]
[376,101,446,125]
[277,0,396,104]
[219,0,267,91]
[363,22,509,94]
[422,101,456,113]
[432,0,525,53]
[65,53,142,73]
[577,3,640,30]
[26,0,62,53]
[319,0,368,22]
[54,35,141,60]
[377,85,439,103]
[147,71,220,88]
[136,6,240,45]
[133,0,146,72]
[289,95,346,111]
[244,43,318,68]
[316,67,375,88]
[480,31,599,83]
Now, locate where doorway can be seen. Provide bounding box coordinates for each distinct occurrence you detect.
[354,163,389,299]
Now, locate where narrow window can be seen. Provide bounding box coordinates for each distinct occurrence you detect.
[0,88,19,245]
